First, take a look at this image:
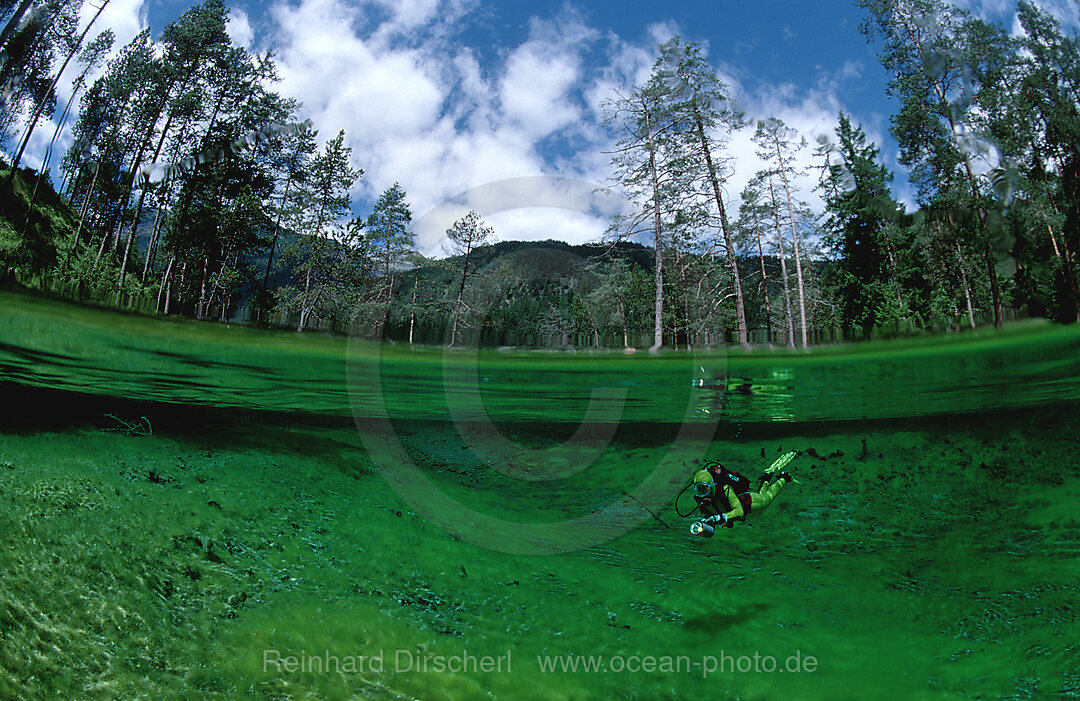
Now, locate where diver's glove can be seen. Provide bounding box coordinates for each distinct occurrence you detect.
[704,513,728,526]
[775,470,794,484]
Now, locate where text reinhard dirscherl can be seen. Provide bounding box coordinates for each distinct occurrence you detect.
[263,649,512,675]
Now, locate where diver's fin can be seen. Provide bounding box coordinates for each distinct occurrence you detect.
[764,450,797,474]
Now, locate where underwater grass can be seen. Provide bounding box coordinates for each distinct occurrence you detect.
[2,289,1080,698]
[2,411,1079,699]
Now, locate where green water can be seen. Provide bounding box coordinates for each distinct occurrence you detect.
[1,289,1080,699]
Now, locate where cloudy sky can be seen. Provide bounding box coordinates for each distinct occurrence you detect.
[29,0,1080,255]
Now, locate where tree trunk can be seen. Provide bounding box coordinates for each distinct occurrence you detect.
[197,255,209,320]
[983,237,1005,327]
[175,261,187,314]
[91,218,114,274]
[261,175,294,322]
[683,290,692,350]
[117,101,179,299]
[208,246,232,322]
[220,252,237,323]
[1047,223,1080,322]
[767,176,796,348]
[141,198,167,283]
[63,159,99,271]
[450,241,472,347]
[408,273,417,344]
[297,263,312,332]
[22,77,88,236]
[0,0,36,53]
[754,224,773,346]
[43,68,86,175]
[381,274,394,340]
[955,241,977,329]
[619,297,629,349]
[774,139,809,348]
[695,114,748,347]
[10,0,110,172]
[157,254,174,313]
[645,109,664,352]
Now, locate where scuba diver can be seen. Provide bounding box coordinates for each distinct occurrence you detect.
[678,451,797,538]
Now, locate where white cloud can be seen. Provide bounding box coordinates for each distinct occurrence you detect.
[954,0,1079,33]
[226,6,254,49]
[22,0,913,257]
[267,0,622,254]
[261,0,900,255]
[499,37,582,139]
[950,0,1011,17]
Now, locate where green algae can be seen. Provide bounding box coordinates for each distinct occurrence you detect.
[1,290,1079,699]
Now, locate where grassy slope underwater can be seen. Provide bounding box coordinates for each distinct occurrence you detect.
[2,289,1080,699]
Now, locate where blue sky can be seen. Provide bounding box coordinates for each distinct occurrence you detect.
[31,0,1080,255]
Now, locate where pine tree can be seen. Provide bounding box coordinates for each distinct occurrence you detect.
[365,181,413,337]
[754,117,810,347]
[446,209,493,347]
[656,37,750,347]
[287,130,360,331]
[603,58,693,351]
[817,112,903,338]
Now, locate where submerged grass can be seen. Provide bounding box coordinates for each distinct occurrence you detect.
[2,289,1080,699]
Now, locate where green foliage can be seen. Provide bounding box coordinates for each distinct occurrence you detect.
[818,113,904,339]
[0,165,74,275]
